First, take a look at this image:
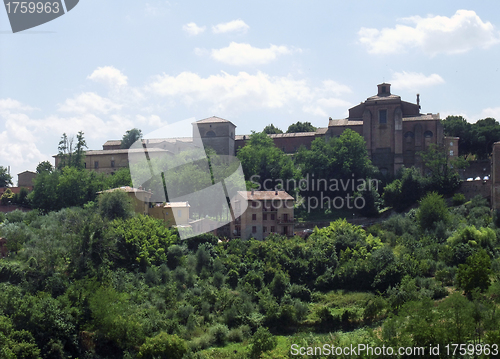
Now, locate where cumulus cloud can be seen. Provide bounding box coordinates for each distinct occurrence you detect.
[390,71,445,91]
[210,42,298,65]
[147,70,351,116]
[58,92,122,114]
[212,19,249,34]
[88,66,128,87]
[183,22,206,36]
[359,10,500,55]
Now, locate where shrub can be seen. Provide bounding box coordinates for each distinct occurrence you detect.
[138,332,187,359]
[249,327,277,359]
[98,190,134,221]
[208,324,229,346]
[452,193,466,206]
[416,192,449,230]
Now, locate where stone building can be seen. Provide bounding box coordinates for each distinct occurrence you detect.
[65,83,456,177]
[230,190,295,240]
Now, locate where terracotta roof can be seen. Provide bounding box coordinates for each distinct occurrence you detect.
[97,186,151,194]
[315,127,329,135]
[17,170,36,175]
[103,140,122,146]
[328,119,363,127]
[268,132,316,138]
[196,116,235,125]
[403,114,440,121]
[165,202,190,207]
[366,94,401,101]
[237,190,294,201]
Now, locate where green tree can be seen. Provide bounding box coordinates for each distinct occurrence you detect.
[138,332,187,359]
[237,132,300,188]
[0,188,14,206]
[263,124,283,134]
[416,192,450,230]
[249,327,277,359]
[36,161,53,174]
[471,117,500,159]
[420,143,461,195]
[457,249,492,296]
[287,121,316,133]
[57,131,87,169]
[121,128,143,149]
[98,190,134,221]
[0,166,13,187]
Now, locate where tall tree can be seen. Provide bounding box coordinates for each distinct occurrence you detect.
[442,115,473,158]
[36,161,53,174]
[57,133,73,169]
[287,121,317,133]
[73,131,88,169]
[0,166,13,187]
[121,128,143,149]
[263,124,283,134]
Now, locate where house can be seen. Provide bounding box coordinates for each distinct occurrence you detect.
[231,190,295,240]
[149,201,190,227]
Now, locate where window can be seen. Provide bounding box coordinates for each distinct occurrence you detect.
[379,110,387,124]
[94,161,99,169]
[252,226,257,233]
[263,226,267,233]
[111,160,115,168]
[450,150,454,156]
[270,226,275,233]
[177,210,182,217]
[252,214,257,221]
[263,214,267,220]
[84,163,87,168]
[404,132,414,143]
[450,142,453,146]
[424,130,433,138]
[252,201,258,208]
[382,86,386,93]
[271,214,275,220]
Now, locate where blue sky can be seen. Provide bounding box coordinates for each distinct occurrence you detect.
[1,1,500,182]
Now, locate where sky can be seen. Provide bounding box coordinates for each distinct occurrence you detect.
[1,0,500,184]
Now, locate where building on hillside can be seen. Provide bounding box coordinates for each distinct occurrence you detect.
[97,186,152,215]
[17,171,37,189]
[230,190,295,240]
[66,83,457,177]
[149,202,190,227]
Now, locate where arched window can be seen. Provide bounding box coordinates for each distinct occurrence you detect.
[380,167,388,176]
[205,131,216,137]
[424,130,433,138]
[404,131,414,143]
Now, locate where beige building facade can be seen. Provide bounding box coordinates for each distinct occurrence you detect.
[231,190,295,240]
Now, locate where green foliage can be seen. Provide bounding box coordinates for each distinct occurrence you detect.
[416,192,450,230]
[121,128,143,149]
[262,124,283,134]
[286,121,316,133]
[57,131,87,169]
[138,332,187,359]
[0,188,14,206]
[383,167,426,210]
[0,166,13,188]
[457,249,492,296]
[98,189,134,221]
[237,131,300,187]
[452,192,466,206]
[111,215,178,269]
[249,327,277,359]
[0,315,40,359]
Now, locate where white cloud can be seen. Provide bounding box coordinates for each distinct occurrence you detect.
[58,92,122,114]
[147,70,350,116]
[210,42,298,65]
[88,66,128,87]
[359,10,500,55]
[212,19,249,34]
[478,107,500,121]
[183,22,206,36]
[390,71,445,91]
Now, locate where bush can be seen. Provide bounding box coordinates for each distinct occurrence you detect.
[138,332,187,359]
[452,193,466,206]
[208,324,229,346]
[416,192,449,230]
[98,190,134,221]
[249,327,277,359]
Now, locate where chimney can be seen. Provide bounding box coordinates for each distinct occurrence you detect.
[275,190,278,195]
[416,94,420,109]
[251,189,254,196]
